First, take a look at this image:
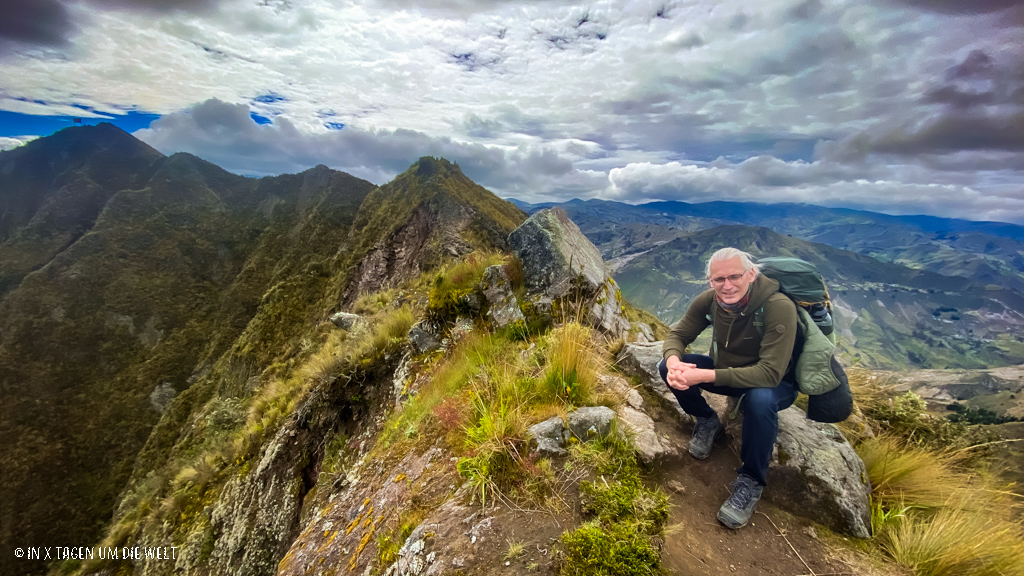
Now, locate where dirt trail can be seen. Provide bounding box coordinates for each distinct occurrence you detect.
[651,419,857,576]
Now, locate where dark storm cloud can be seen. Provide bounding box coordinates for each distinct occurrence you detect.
[788,0,824,20]
[0,0,223,51]
[591,101,821,163]
[821,47,1024,161]
[946,49,995,80]
[895,0,1023,15]
[87,0,221,9]
[924,85,997,109]
[872,113,1024,154]
[0,0,73,47]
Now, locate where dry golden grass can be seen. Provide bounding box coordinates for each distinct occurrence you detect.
[858,434,1024,576]
[882,506,1024,576]
[858,436,960,510]
[541,322,604,407]
[352,287,396,315]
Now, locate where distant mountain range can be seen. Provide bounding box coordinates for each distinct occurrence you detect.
[510,199,1024,371]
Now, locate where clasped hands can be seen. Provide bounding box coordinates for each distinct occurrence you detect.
[665,356,713,391]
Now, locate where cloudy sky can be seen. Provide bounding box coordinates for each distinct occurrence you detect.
[1,0,1022,223]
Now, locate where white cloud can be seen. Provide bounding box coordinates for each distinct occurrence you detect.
[605,156,1024,223]
[135,98,599,199]
[1,0,1022,222]
[0,136,34,150]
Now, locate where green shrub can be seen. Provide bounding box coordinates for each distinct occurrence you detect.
[861,391,1001,458]
[425,251,504,324]
[559,521,661,576]
[558,432,666,576]
[579,477,668,535]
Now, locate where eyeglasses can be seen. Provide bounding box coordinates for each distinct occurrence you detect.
[709,273,747,287]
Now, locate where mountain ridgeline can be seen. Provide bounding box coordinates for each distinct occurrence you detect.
[0,125,525,576]
[513,199,1024,371]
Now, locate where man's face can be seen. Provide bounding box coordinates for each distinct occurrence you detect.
[708,256,754,305]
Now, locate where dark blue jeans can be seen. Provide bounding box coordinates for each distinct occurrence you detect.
[659,354,797,487]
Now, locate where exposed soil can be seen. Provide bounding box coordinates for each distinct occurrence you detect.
[648,415,860,576]
[444,419,865,576]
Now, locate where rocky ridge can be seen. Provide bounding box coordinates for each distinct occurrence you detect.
[81,207,870,576]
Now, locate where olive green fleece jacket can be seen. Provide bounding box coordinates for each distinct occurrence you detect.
[662,274,797,388]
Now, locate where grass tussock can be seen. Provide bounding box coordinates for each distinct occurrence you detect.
[851,368,1024,576]
[352,287,396,315]
[881,506,1024,576]
[858,436,961,510]
[541,322,603,407]
[377,317,619,510]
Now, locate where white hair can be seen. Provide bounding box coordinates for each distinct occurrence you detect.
[705,247,761,279]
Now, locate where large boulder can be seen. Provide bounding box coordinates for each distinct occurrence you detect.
[616,341,871,537]
[408,321,441,354]
[761,408,873,538]
[526,406,618,457]
[329,311,362,331]
[508,208,605,298]
[567,406,616,440]
[617,405,672,464]
[508,208,629,337]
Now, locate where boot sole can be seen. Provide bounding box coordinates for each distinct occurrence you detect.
[716,508,749,529]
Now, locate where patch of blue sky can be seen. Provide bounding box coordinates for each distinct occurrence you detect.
[324,122,345,130]
[253,93,287,104]
[0,109,161,137]
[250,112,273,125]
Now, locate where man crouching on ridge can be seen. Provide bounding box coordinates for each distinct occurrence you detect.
[659,247,797,529]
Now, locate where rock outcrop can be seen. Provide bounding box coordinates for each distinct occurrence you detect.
[615,341,872,537]
[527,406,618,457]
[479,265,525,329]
[768,408,873,538]
[601,374,675,463]
[329,311,362,331]
[508,208,629,338]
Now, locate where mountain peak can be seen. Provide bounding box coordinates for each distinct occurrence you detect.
[411,155,462,179]
[32,122,162,160]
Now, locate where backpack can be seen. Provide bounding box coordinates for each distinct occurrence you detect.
[755,257,852,422]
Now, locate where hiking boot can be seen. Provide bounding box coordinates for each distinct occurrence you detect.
[717,474,763,529]
[688,415,723,459]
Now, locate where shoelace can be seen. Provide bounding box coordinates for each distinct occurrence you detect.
[694,420,717,444]
[728,479,754,508]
